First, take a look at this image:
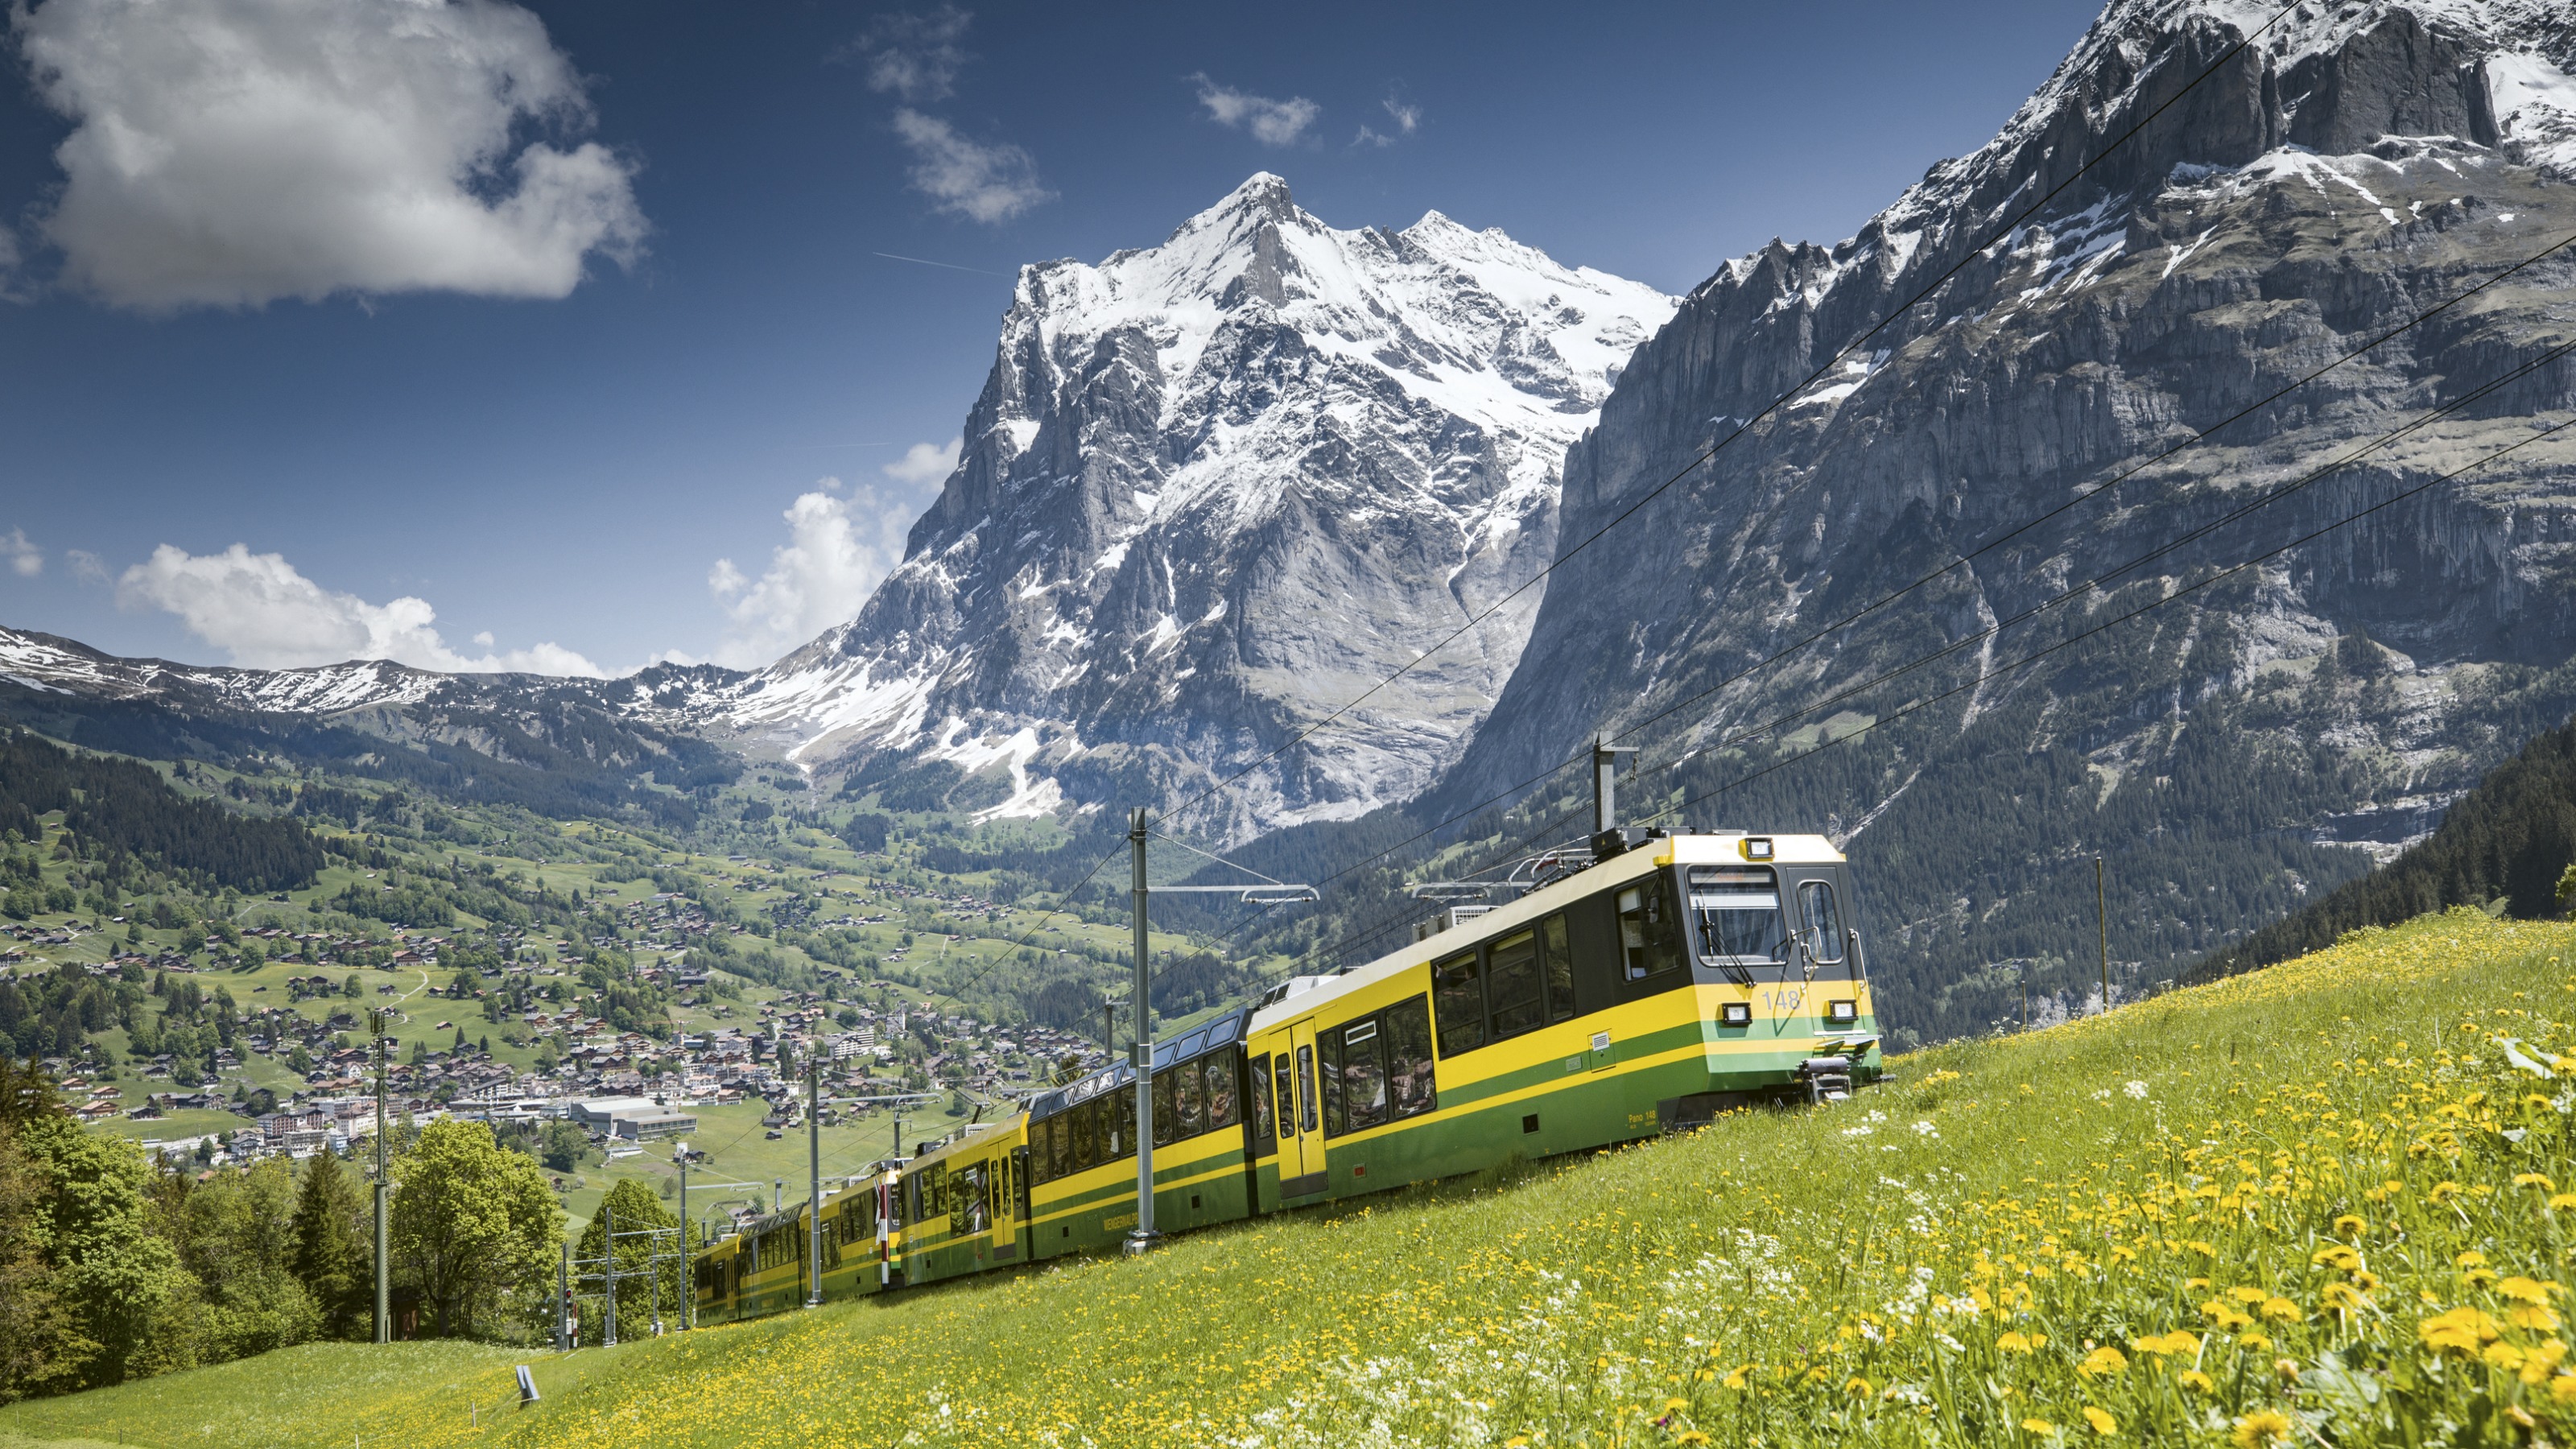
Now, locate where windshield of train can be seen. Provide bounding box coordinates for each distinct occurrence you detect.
[1688,865,1785,961]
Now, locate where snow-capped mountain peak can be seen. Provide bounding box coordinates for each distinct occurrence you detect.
[737,174,1676,838]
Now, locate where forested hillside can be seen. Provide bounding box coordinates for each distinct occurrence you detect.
[1,732,320,893]
[2197,710,2576,976]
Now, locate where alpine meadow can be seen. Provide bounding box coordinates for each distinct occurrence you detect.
[3,0,2576,1445]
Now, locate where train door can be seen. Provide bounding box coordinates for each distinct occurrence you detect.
[1278,1018,1328,1199]
[991,1149,1020,1261]
[876,1177,894,1289]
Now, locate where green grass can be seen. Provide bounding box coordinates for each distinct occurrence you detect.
[7,908,2572,1447]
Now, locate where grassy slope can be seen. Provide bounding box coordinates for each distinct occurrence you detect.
[6,909,2573,1448]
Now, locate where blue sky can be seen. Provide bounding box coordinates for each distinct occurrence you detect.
[0,0,2099,675]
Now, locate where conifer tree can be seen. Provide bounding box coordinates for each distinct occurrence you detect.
[287,1151,368,1340]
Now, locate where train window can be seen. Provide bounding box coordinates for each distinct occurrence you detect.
[1486,929,1545,1036]
[1798,881,1846,964]
[1542,914,1576,1022]
[1689,866,1783,961]
[1339,1018,1389,1134]
[1318,1029,1346,1137]
[1206,1056,1239,1130]
[1275,1054,1298,1137]
[1294,1044,1318,1134]
[1153,1067,1179,1147]
[1432,951,1484,1057]
[1113,1088,1136,1160]
[1071,1100,1100,1172]
[1177,1059,1206,1139]
[1047,1115,1069,1183]
[1385,996,1438,1119]
[1618,875,1687,979]
[1249,1052,1275,1141]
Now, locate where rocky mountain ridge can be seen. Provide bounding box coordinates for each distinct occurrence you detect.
[725,174,1674,840]
[1406,0,2576,1038]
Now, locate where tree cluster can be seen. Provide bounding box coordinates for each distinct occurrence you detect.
[0,1061,565,1405]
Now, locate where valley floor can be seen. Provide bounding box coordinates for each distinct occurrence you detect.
[3,910,2570,1447]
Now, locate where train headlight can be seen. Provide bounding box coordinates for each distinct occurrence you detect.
[1826,999,1858,1024]
[1719,1002,1752,1027]
[1740,836,1774,861]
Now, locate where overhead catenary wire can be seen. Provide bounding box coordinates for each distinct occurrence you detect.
[1632,411,2576,831]
[1303,330,2576,971]
[1212,220,2576,954]
[1146,0,2306,843]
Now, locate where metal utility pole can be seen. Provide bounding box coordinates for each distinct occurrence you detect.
[673,1144,691,1331]
[2095,854,2109,1016]
[601,1199,617,1348]
[369,1009,389,1344]
[1127,808,1158,1255]
[1592,735,1636,836]
[556,1240,570,1352]
[806,1059,823,1308]
[1121,808,1315,1258]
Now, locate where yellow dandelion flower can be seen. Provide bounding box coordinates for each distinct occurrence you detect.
[2553,1192,2576,1210]
[2076,1347,2128,1379]
[2419,1306,2503,1353]
[1845,1376,1872,1397]
[2083,1406,2117,1435]
[2239,1331,2274,1351]
[2258,1297,2303,1323]
[2499,1277,2562,1304]
[2023,1418,2058,1435]
[2457,1249,2491,1269]
[2232,1410,2293,1447]
[2515,1173,2556,1192]
[2553,1373,2576,1404]
[2228,1286,2270,1304]
[2179,1370,2216,1393]
[1998,1331,2040,1354]
[1678,1435,1710,1447]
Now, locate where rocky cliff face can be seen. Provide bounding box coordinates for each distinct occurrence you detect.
[1427,0,2576,1037]
[733,175,1674,840]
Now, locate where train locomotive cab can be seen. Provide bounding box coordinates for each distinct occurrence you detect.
[1245,828,1880,1208]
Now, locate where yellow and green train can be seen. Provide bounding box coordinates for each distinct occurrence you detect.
[693,829,1881,1320]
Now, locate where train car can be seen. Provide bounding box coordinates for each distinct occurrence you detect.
[891,1117,1031,1286]
[727,1202,812,1319]
[691,1230,743,1324]
[1021,1013,1255,1257]
[1246,829,1879,1209]
[686,827,1879,1317]
[815,1164,902,1300]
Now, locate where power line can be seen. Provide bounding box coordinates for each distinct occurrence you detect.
[1150,0,2306,840]
[1615,333,2576,804]
[1591,225,2576,766]
[1283,212,2576,938]
[1300,333,2576,972]
[1637,412,2576,830]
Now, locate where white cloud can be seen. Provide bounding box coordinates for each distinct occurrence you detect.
[65,549,107,584]
[883,437,962,487]
[118,543,602,675]
[2,528,40,578]
[891,109,1052,224]
[852,4,971,103]
[13,0,647,311]
[1193,75,1320,147]
[1356,96,1421,148]
[707,482,914,667]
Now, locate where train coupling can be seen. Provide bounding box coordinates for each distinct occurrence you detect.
[1796,1057,1855,1104]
